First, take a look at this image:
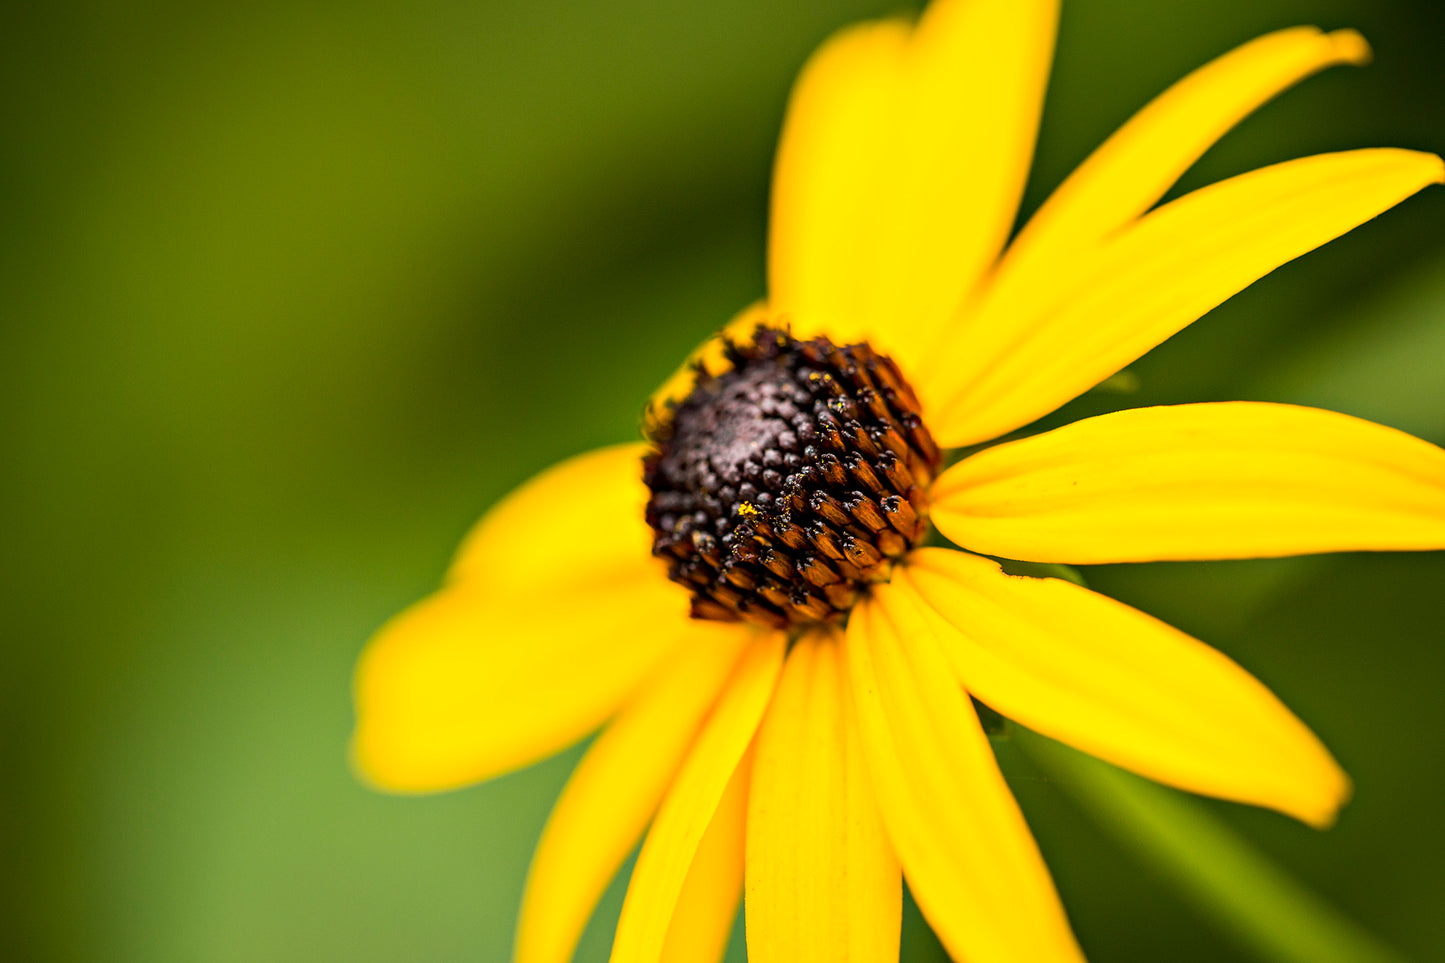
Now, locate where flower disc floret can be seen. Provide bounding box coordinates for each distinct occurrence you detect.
[644,327,942,628]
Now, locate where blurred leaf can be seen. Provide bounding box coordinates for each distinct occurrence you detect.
[1250,253,1445,444]
[1020,730,1406,963]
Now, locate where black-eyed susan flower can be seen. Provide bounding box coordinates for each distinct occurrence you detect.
[351,2,1445,961]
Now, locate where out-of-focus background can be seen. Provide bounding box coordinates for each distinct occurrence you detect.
[3,0,1443,960]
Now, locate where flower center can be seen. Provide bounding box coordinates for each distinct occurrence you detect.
[644,327,942,629]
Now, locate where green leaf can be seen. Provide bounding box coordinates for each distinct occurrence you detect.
[1251,255,1445,445]
[1018,730,1406,963]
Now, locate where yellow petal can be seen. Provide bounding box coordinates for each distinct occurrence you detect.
[929,149,1445,447]
[770,1,1058,376]
[864,0,1059,377]
[611,633,786,963]
[516,631,752,963]
[659,749,749,963]
[844,597,1084,963]
[897,548,1349,827]
[448,443,656,591]
[767,18,908,350]
[745,630,900,963]
[351,572,694,792]
[353,442,691,792]
[932,402,1445,563]
[996,27,1370,297]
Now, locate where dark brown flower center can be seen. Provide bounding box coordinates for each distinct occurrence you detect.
[644,327,941,629]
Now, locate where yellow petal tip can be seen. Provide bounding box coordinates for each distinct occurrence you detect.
[347,745,388,791]
[346,726,440,796]
[1403,150,1445,186]
[1294,766,1353,831]
[1427,153,1445,185]
[1326,28,1372,66]
[347,730,401,794]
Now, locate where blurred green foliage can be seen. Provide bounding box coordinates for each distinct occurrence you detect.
[2,1,1443,960]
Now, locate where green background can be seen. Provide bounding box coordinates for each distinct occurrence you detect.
[3,0,1443,960]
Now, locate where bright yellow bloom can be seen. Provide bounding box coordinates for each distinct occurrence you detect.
[350,2,1445,962]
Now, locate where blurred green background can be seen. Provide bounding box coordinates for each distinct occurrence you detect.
[3,0,1444,960]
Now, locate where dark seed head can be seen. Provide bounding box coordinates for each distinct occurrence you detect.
[644,326,941,629]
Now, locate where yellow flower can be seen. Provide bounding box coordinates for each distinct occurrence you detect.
[351,3,1445,962]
